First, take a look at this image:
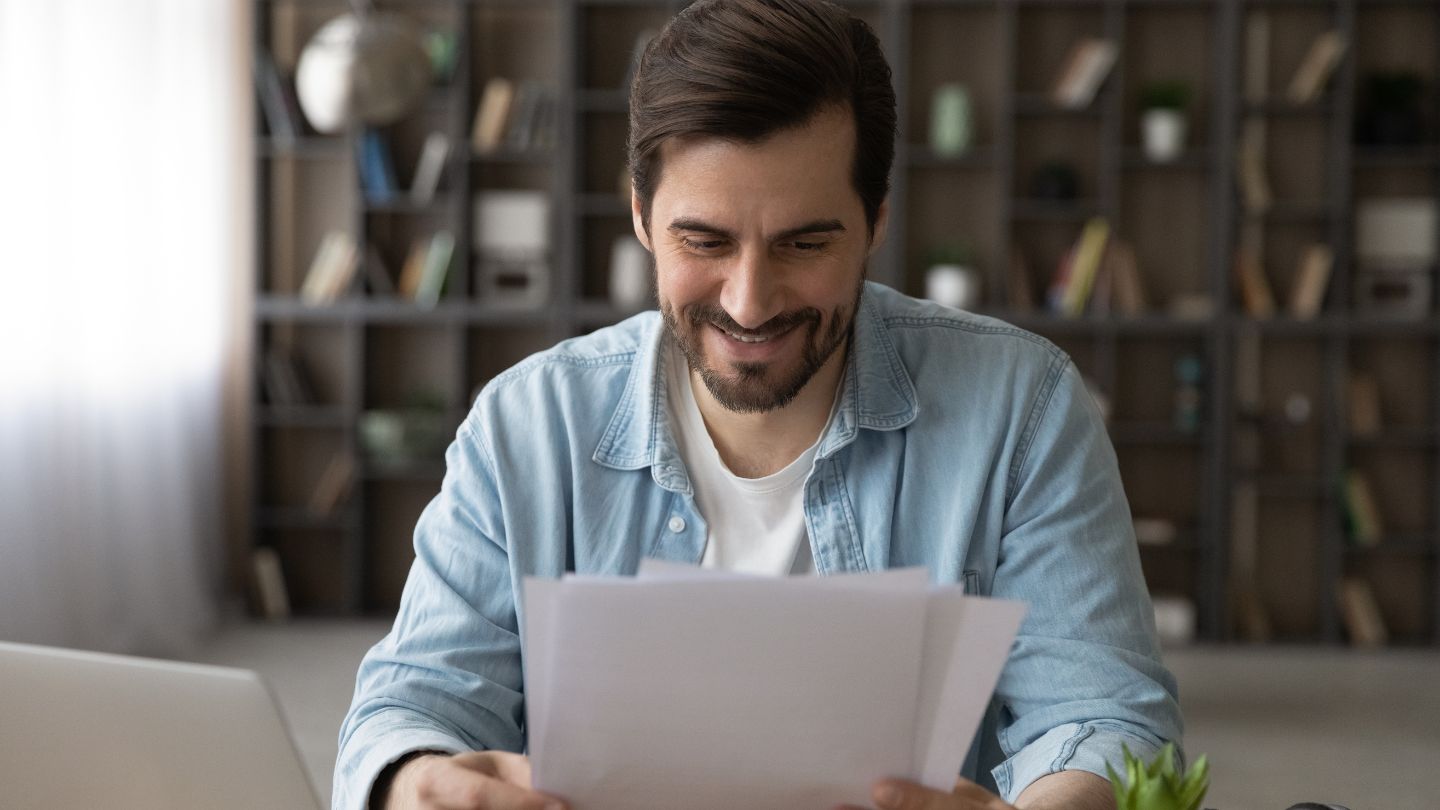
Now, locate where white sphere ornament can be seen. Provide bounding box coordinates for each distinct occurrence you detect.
[295,14,432,134]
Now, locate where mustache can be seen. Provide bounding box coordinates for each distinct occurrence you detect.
[684,304,822,338]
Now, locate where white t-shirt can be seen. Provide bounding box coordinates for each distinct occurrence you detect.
[666,343,836,576]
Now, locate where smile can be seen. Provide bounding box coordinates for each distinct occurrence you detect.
[725,330,774,343]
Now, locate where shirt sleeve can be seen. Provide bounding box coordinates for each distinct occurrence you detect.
[332,416,526,810]
[988,355,1184,803]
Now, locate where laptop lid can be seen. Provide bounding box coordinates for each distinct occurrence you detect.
[0,640,323,810]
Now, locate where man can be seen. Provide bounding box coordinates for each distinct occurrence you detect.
[335,1,1182,808]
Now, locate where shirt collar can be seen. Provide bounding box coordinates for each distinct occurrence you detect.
[592,282,919,483]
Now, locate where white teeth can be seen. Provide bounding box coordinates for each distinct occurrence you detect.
[727,331,770,343]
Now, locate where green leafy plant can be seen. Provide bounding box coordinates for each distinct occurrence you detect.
[1140,80,1191,111]
[1106,743,1209,810]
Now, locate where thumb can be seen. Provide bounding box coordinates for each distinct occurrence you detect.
[872,779,950,810]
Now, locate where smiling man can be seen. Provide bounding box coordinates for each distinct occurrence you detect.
[335,2,1182,810]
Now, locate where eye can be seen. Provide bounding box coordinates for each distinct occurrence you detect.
[680,236,726,253]
[792,241,824,252]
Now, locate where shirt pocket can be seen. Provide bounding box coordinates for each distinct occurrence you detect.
[962,569,981,595]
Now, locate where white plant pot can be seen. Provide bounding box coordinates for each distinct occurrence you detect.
[925,264,981,310]
[1141,109,1187,163]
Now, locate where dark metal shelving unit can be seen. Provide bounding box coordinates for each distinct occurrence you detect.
[251,0,1440,642]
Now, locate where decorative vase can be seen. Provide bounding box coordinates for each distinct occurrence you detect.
[1141,108,1187,162]
[929,84,973,158]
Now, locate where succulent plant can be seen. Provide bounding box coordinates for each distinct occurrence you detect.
[1106,743,1209,810]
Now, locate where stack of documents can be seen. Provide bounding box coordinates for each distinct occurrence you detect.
[522,562,1026,810]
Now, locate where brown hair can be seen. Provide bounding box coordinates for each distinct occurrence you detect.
[627,0,895,237]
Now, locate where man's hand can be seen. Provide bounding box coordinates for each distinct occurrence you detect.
[378,751,567,810]
[836,776,1015,810]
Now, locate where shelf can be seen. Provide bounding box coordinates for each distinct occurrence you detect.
[1014,93,1101,117]
[364,196,457,216]
[256,507,355,532]
[575,299,650,328]
[577,193,630,217]
[1352,146,1440,169]
[1110,422,1206,446]
[1343,536,1436,557]
[256,295,555,327]
[577,89,629,113]
[1242,100,1334,117]
[257,406,350,428]
[257,136,345,160]
[905,145,997,170]
[363,459,448,482]
[1347,427,1438,449]
[470,147,558,166]
[1121,148,1209,171]
[996,312,1210,337]
[1243,200,1333,223]
[1010,199,1104,221]
[1242,473,1330,499]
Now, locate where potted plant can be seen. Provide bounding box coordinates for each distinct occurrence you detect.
[923,243,981,310]
[1356,71,1426,147]
[1108,743,1210,810]
[1140,80,1192,162]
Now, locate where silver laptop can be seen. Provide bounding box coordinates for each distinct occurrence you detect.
[0,640,323,810]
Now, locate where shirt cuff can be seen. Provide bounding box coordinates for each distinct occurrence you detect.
[991,721,1177,805]
[333,709,470,810]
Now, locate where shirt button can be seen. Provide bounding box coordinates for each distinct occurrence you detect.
[668,516,686,533]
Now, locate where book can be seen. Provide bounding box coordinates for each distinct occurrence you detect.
[299,231,360,304]
[1341,469,1384,548]
[1337,578,1388,647]
[251,547,291,621]
[309,451,356,515]
[262,345,313,406]
[1286,31,1347,105]
[1059,218,1111,316]
[357,129,400,205]
[409,132,451,204]
[1244,11,1270,104]
[1046,245,1076,314]
[254,47,301,141]
[1288,243,1333,319]
[1007,248,1034,313]
[1106,240,1148,316]
[413,231,456,309]
[1347,373,1383,437]
[397,237,432,300]
[472,77,516,154]
[1236,121,1272,212]
[1051,39,1118,109]
[1232,245,1275,318]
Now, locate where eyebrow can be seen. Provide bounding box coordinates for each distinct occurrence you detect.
[667,217,847,242]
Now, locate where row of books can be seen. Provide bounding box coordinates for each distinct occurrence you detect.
[1022,218,1149,317]
[1049,28,1344,113]
[298,230,455,307]
[358,130,452,206]
[1232,242,1333,319]
[471,78,558,155]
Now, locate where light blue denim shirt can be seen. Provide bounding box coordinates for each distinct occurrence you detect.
[334,281,1183,810]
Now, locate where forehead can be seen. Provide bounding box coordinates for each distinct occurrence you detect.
[651,106,861,219]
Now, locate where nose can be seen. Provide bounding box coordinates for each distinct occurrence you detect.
[719,247,783,330]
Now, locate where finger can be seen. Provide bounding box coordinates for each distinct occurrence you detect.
[451,751,535,789]
[416,759,565,810]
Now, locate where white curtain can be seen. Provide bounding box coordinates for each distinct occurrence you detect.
[0,0,243,655]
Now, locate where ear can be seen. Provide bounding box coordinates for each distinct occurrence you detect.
[631,189,652,252]
[866,197,891,257]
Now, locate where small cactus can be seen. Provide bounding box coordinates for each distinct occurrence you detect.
[1106,743,1209,810]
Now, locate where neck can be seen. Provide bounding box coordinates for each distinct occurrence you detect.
[690,341,847,478]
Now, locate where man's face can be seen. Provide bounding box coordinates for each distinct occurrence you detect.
[633,105,887,414]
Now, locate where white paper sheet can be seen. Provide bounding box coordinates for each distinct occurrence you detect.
[521,565,1025,810]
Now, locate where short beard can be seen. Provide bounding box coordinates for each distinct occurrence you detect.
[661,280,863,414]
